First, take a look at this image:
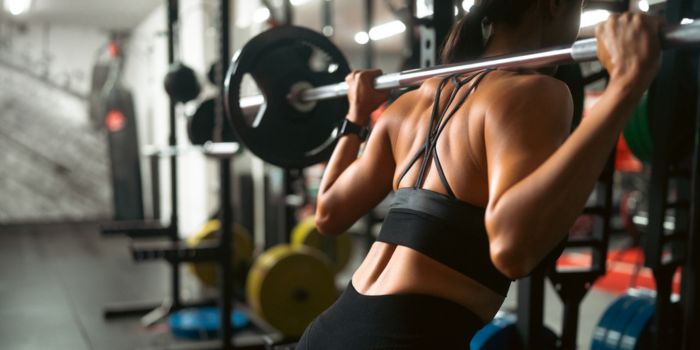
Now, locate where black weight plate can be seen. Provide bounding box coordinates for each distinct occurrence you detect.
[225,26,351,169]
[187,98,237,145]
[164,63,202,103]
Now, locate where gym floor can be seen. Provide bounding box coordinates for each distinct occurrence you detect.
[0,223,171,350]
[0,222,619,350]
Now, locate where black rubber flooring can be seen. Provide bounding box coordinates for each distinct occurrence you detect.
[0,222,174,350]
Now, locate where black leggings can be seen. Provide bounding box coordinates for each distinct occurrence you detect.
[296,282,484,350]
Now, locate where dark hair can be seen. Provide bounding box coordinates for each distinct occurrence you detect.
[440,0,538,64]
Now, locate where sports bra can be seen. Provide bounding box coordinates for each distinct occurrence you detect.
[376,69,512,297]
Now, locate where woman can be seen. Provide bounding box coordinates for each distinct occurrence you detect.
[297,0,661,348]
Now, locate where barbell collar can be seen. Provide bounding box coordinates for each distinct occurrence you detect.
[570,38,598,62]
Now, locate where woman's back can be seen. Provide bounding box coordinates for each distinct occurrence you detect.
[301,5,661,348]
[387,70,567,198]
[351,69,572,322]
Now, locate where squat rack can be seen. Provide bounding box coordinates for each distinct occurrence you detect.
[101,0,189,322]
[646,0,700,349]
[99,1,281,349]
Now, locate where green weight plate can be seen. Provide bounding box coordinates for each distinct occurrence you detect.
[635,94,653,162]
[623,94,651,163]
[623,128,642,164]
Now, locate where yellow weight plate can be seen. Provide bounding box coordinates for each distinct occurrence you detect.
[186,220,254,287]
[246,244,337,338]
[290,216,353,274]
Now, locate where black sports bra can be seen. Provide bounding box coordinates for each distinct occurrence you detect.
[376,69,512,297]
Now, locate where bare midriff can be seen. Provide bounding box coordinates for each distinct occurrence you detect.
[351,241,505,322]
[347,72,521,323]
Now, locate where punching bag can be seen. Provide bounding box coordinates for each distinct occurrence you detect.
[101,41,144,220]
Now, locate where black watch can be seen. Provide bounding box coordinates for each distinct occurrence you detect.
[339,118,370,141]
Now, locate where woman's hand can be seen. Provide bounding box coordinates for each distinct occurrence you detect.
[595,12,662,95]
[345,69,391,126]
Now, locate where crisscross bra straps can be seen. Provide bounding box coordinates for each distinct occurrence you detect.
[396,69,493,196]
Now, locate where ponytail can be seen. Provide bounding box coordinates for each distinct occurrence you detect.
[439,0,538,64]
[440,4,491,64]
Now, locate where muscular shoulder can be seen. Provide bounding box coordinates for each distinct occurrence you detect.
[374,88,424,128]
[484,72,573,142]
[488,72,571,113]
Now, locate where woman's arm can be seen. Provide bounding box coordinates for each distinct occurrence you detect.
[484,13,661,279]
[315,70,394,234]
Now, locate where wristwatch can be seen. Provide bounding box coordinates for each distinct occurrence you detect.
[339,118,370,141]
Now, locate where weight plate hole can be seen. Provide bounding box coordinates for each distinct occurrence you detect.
[306,43,339,73]
[293,288,310,302]
[240,73,266,128]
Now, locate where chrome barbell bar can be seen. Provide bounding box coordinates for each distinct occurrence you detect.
[238,21,700,112]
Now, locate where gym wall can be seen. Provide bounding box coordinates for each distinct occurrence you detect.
[120,0,410,237]
[123,1,212,235]
[122,0,254,235]
[0,21,112,224]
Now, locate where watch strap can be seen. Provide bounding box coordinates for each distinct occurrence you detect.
[339,118,370,141]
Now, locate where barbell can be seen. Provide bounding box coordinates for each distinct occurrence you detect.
[225,22,700,169]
